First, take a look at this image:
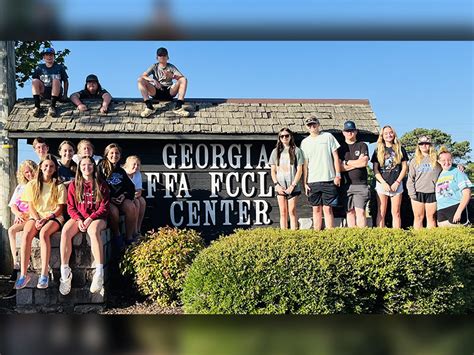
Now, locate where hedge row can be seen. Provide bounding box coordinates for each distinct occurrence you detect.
[182,227,474,314]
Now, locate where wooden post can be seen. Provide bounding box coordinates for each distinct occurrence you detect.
[0,41,17,274]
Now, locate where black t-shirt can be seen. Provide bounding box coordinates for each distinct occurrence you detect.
[98,162,135,200]
[76,88,109,99]
[371,146,409,185]
[338,141,369,185]
[58,161,76,182]
[32,63,68,87]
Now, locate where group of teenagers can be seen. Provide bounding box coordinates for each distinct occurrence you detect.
[5,138,146,298]
[31,46,191,119]
[270,117,472,231]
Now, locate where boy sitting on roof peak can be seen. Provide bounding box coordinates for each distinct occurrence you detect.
[137,47,191,118]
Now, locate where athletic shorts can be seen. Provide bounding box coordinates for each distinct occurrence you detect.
[437,204,470,224]
[277,191,302,200]
[342,184,370,211]
[308,181,338,207]
[375,181,403,197]
[153,86,174,101]
[41,86,63,99]
[413,192,437,204]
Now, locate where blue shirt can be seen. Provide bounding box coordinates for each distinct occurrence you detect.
[436,167,472,210]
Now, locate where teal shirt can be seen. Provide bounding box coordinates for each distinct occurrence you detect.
[436,167,472,210]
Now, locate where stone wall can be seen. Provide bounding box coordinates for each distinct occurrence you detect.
[15,229,113,313]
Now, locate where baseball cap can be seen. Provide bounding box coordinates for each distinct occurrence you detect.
[418,135,432,144]
[42,47,55,55]
[305,116,320,126]
[86,74,99,83]
[156,47,168,56]
[343,120,357,131]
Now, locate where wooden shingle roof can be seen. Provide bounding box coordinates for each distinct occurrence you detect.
[6,98,380,142]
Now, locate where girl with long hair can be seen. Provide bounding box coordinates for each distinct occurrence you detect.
[269,128,304,229]
[370,125,408,228]
[5,160,37,291]
[406,136,441,228]
[123,155,146,236]
[15,154,67,290]
[436,147,472,226]
[59,156,110,295]
[98,143,137,246]
[57,140,77,186]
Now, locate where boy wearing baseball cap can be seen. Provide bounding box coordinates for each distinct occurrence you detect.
[137,47,191,118]
[31,47,69,117]
[338,120,370,227]
[70,74,112,114]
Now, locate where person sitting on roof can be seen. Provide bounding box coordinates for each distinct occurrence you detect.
[31,47,69,118]
[70,74,112,114]
[137,47,191,118]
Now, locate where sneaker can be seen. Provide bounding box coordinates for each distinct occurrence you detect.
[2,288,16,299]
[181,103,193,111]
[173,106,190,117]
[32,107,42,117]
[140,107,156,118]
[37,275,49,289]
[9,268,19,282]
[59,268,72,296]
[14,275,31,290]
[90,273,104,294]
[47,106,57,117]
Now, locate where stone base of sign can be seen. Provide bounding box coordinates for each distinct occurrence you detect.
[14,228,112,312]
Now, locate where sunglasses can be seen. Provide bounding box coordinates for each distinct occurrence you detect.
[280,134,290,138]
[418,142,431,146]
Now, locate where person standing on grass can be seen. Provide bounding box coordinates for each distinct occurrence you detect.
[31,47,69,118]
[15,155,67,290]
[301,116,341,230]
[435,147,472,226]
[406,135,441,229]
[338,120,370,228]
[59,156,110,296]
[137,47,191,118]
[371,125,408,229]
[269,128,304,230]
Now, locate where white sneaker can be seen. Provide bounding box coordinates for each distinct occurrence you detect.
[173,107,190,117]
[59,268,72,296]
[90,272,104,294]
[140,107,156,118]
[181,103,193,111]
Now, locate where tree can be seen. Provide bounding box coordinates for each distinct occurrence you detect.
[400,128,471,164]
[15,41,70,88]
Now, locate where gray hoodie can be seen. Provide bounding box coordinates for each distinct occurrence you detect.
[406,156,442,198]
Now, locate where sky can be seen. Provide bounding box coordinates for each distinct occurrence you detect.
[16,41,473,162]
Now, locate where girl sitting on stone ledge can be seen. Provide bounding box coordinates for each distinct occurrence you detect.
[98,143,137,247]
[59,156,110,296]
[15,155,67,290]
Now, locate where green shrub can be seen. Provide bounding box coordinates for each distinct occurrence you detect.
[182,227,474,314]
[121,227,205,306]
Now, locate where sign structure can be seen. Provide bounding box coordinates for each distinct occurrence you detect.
[142,140,282,239]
